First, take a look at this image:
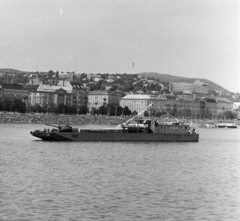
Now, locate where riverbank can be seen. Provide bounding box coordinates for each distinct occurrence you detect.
[0,112,130,125]
[0,112,239,127]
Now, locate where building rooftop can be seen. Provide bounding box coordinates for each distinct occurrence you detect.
[70,82,83,89]
[217,99,233,103]
[205,98,217,103]
[121,95,153,99]
[37,85,72,93]
[0,83,25,90]
[88,90,109,95]
[24,85,39,91]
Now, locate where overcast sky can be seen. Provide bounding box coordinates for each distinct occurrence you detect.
[0,0,239,92]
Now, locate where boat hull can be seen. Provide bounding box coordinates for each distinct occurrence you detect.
[31,132,199,142]
[217,125,237,128]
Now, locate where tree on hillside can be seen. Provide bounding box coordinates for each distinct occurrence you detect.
[144,111,149,117]
[47,103,58,113]
[208,89,218,96]
[80,73,87,80]
[58,104,68,114]
[89,83,97,91]
[124,83,133,92]
[122,106,132,116]
[116,106,123,116]
[58,104,77,114]
[79,105,88,114]
[224,110,237,120]
[13,99,26,113]
[101,74,109,80]
[114,78,124,85]
[2,99,13,111]
[97,105,108,115]
[109,85,118,91]
[95,80,104,90]
[205,107,213,119]
[32,104,42,113]
[47,70,55,79]
[100,84,106,91]
[0,101,3,111]
[107,104,116,116]
[67,106,77,114]
[132,110,138,116]
[106,104,123,116]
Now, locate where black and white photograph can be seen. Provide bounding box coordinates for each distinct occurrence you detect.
[0,0,240,220]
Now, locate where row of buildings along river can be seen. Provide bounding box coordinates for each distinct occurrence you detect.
[0,73,239,119]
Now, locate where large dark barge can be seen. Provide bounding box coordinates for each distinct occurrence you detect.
[30,118,199,142]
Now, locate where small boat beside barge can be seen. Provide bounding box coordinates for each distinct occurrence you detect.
[30,118,199,142]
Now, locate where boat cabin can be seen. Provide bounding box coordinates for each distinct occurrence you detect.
[153,123,195,134]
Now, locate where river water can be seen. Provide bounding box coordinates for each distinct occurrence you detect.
[0,123,240,221]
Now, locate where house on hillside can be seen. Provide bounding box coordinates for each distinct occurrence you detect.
[28,73,42,85]
[169,80,208,95]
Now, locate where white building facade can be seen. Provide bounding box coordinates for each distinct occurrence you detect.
[88,90,123,110]
[169,80,208,95]
[119,94,178,114]
[30,85,72,108]
[119,95,151,113]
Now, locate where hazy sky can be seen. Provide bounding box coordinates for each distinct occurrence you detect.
[0,0,239,92]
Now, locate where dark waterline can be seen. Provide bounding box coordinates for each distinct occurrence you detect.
[1,123,240,220]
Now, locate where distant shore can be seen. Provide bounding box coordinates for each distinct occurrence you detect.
[0,112,239,128]
[0,112,131,126]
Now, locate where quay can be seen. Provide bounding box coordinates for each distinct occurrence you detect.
[0,112,239,128]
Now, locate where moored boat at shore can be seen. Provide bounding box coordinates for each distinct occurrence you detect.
[216,123,237,128]
[204,123,217,128]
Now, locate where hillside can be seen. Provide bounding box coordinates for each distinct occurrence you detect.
[137,72,230,93]
[0,68,25,73]
[0,68,230,93]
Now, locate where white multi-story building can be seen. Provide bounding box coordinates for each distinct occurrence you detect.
[119,95,151,114]
[29,85,72,107]
[88,90,123,110]
[119,94,178,114]
[169,80,208,95]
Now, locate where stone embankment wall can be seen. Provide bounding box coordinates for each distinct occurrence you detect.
[0,112,239,127]
[0,113,131,125]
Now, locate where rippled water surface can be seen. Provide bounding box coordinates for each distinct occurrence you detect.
[1,123,240,221]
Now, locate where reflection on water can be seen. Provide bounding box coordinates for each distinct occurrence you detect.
[1,123,240,220]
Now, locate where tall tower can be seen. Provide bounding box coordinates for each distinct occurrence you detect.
[36,59,38,72]
[76,56,78,74]
[132,61,134,74]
